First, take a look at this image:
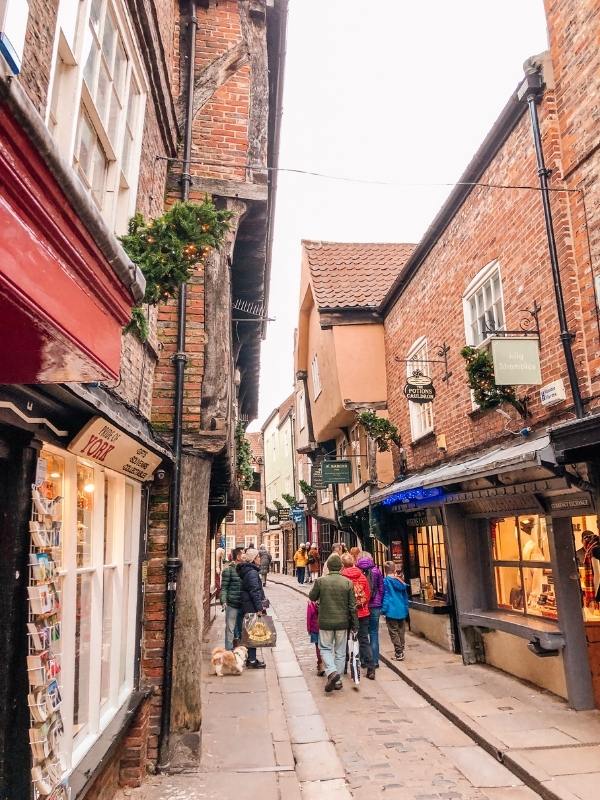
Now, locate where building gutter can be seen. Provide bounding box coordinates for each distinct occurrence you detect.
[261,0,289,340]
[0,72,145,303]
[158,0,197,770]
[380,89,527,315]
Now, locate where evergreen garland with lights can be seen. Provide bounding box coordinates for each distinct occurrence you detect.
[120,199,232,340]
[235,422,254,490]
[357,410,402,452]
[461,346,527,417]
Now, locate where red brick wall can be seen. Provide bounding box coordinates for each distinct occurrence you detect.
[191,1,250,183]
[19,0,59,116]
[384,89,596,475]
[545,0,600,400]
[224,488,264,547]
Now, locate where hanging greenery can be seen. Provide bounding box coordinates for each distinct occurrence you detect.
[461,346,527,417]
[299,480,316,498]
[255,512,267,523]
[357,410,402,452]
[119,199,233,340]
[266,506,278,520]
[282,493,299,508]
[235,422,254,490]
[272,499,284,511]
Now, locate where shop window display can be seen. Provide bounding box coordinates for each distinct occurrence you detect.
[491,515,557,620]
[409,525,448,599]
[31,445,141,784]
[572,515,600,621]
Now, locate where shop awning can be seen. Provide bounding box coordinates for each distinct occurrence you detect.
[372,434,556,507]
[0,73,145,383]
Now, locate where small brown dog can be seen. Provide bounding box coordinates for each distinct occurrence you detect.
[211,645,248,676]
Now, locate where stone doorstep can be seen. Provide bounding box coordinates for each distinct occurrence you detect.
[271,575,600,800]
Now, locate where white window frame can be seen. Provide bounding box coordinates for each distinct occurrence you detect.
[41,444,141,773]
[244,535,257,550]
[244,498,257,524]
[311,354,322,399]
[298,390,306,430]
[463,260,506,347]
[407,337,435,442]
[46,0,148,233]
[225,534,236,558]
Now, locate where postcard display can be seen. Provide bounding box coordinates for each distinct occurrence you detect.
[28,457,70,799]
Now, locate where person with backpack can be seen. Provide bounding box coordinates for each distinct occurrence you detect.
[356,553,384,669]
[308,553,358,692]
[340,552,375,680]
[381,561,410,661]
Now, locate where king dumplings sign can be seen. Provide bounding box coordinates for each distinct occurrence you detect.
[404,371,435,404]
[490,337,542,386]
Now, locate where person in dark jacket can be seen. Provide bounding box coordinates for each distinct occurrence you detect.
[381,561,410,661]
[309,554,358,692]
[221,547,243,650]
[258,544,272,586]
[356,553,384,668]
[237,548,268,668]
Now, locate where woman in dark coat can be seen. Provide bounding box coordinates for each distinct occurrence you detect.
[237,548,267,668]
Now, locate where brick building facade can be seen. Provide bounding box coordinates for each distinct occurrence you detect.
[221,432,265,553]
[0,0,285,797]
[370,0,600,711]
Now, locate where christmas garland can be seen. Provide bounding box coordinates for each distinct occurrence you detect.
[461,346,527,417]
[235,422,254,490]
[299,480,316,498]
[120,199,232,341]
[357,410,402,452]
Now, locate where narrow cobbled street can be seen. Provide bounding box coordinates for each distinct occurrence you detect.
[128,581,565,800]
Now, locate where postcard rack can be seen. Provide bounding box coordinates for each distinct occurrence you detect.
[28,479,70,800]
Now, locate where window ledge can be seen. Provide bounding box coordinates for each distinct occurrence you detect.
[410,430,436,447]
[459,609,564,650]
[69,689,149,799]
[409,598,451,615]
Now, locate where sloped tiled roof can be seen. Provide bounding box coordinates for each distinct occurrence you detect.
[247,431,263,461]
[277,392,295,426]
[303,241,416,310]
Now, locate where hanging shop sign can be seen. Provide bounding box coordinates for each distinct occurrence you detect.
[321,460,352,484]
[404,373,436,404]
[291,508,305,523]
[311,465,325,490]
[278,506,291,522]
[490,337,542,386]
[69,417,162,481]
[547,494,594,515]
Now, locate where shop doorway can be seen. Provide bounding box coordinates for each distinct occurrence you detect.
[571,515,600,707]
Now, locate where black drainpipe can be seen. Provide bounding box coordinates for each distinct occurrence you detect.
[520,63,584,419]
[158,0,197,769]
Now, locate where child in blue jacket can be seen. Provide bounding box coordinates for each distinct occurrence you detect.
[381,561,409,661]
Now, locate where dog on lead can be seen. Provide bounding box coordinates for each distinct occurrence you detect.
[211,645,249,676]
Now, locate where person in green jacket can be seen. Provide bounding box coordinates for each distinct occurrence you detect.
[309,553,358,693]
[221,547,243,650]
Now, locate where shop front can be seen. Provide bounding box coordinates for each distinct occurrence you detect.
[374,505,459,653]
[374,434,598,710]
[0,385,167,798]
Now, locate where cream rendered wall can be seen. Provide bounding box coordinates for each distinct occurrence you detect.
[263,409,295,508]
[332,323,388,406]
[307,302,344,442]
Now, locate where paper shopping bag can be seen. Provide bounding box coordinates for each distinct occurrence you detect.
[241,613,277,648]
[349,632,360,685]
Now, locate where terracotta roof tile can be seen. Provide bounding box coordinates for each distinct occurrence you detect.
[303,241,416,310]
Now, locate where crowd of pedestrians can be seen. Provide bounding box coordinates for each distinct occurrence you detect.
[219,540,410,684]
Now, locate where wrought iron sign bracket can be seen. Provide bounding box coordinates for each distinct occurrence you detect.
[396,342,452,383]
[483,301,542,347]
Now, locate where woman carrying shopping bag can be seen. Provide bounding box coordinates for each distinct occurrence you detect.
[238,548,272,668]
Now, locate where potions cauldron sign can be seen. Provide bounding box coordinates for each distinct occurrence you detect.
[404,371,435,404]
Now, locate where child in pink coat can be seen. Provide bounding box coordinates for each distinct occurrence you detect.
[307,600,324,676]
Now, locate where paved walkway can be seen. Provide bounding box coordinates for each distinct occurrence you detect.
[124,575,600,800]
[269,573,600,800]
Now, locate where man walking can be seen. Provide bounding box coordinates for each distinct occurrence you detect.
[309,553,358,692]
[258,543,272,586]
[220,547,244,650]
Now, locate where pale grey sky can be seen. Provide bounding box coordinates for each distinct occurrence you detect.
[250,0,549,430]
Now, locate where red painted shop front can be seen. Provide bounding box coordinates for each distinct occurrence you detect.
[0,102,138,383]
